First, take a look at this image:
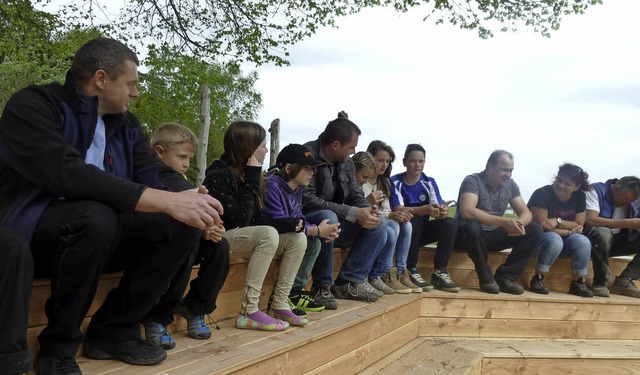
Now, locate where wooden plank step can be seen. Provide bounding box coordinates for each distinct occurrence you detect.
[77,293,422,374]
[420,288,640,340]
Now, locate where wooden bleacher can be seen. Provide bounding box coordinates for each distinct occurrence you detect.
[27,247,640,374]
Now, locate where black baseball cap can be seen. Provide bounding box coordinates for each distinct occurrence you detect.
[276,144,325,166]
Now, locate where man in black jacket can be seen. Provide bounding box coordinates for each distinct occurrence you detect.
[0,38,223,374]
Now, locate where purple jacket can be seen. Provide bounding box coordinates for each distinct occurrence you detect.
[262,174,313,235]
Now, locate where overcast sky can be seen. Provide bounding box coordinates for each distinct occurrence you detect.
[248,0,640,202]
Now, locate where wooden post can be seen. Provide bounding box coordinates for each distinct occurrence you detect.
[268,118,280,167]
[196,84,211,186]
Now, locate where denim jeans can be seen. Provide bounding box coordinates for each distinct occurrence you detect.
[369,219,412,277]
[588,227,640,286]
[535,231,590,276]
[293,237,321,290]
[307,210,387,285]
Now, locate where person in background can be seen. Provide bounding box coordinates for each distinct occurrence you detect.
[149,122,231,347]
[390,144,460,292]
[204,121,307,330]
[585,176,640,298]
[527,163,593,297]
[263,143,341,315]
[455,150,542,295]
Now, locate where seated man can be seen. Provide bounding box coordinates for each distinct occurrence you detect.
[303,112,387,307]
[585,176,640,298]
[0,38,222,373]
[455,150,542,294]
[0,227,33,375]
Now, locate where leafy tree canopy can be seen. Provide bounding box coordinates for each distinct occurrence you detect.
[33,0,602,66]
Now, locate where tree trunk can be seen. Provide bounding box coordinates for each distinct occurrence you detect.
[197,85,211,186]
[268,118,280,167]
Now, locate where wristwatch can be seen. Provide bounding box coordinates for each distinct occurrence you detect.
[556,218,563,227]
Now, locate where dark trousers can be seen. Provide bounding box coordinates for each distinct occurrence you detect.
[456,220,542,283]
[588,227,640,286]
[182,238,230,316]
[407,217,457,271]
[31,200,200,357]
[0,227,33,374]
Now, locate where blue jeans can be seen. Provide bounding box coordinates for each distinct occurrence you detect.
[536,232,590,276]
[307,210,387,285]
[369,219,412,277]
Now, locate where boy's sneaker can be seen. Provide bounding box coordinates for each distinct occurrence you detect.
[610,276,640,298]
[287,297,309,316]
[290,292,325,312]
[310,285,338,310]
[529,274,549,295]
[569,278,594,298]
[399,268,424,293]
[407,267,433,291]
[143,321,176,350]
[177,302,212,340]
[369,277,396,295]
[592,284,610,297]
[382,269,412,294]
[431,271,460,292]
[84,338,167,365]
[480,280,500,294]
[331,281,380,302]
[496,278,524,295]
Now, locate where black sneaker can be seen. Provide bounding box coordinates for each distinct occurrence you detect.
[569,278,594,298]
[290,292,326,312]
[310,285,338,310]
[407,267,433,291]
[610,276,640,298]
[496,278,524,295]
[431,271,460,292]
[84,338,167,365]
[35,354,81,375]
[592,284,610,297]
[529,274,549,295]
[480,280,500,294]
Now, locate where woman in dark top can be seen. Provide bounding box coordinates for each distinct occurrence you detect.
[527,163,593,297]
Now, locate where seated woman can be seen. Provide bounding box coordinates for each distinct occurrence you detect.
[263,144,341,315]
[527,163,594,297]
[203,121,308,330]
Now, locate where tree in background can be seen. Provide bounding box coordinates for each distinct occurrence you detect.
[133,45,262,181]
[33,0,602,66]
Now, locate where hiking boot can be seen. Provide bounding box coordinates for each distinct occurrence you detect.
[142,321,176,350]
[610,276,640,298]
[431,271,460,292]
[331,281,380,302]
[290,292,325,312]
[176,302,212,340]
[480,280,500,294]
[369,277,395,295]
[382,268,412,294]
[84,338,167,365]
[569,278,594,298]
[310,285,337,310]
[406,267,433,291]
[529,274,549,295]
[592,284,610,297]
[496,278,524,295]
[399,268,423,293]
[35,354,81,375]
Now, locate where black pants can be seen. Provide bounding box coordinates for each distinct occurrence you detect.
[456,219,542,283]
[31,200,200,357]
[0,227,32,374]
[407,217,457,271]
[182,238,230,316]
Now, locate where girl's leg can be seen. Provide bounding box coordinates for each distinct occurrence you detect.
[270,232,308,326]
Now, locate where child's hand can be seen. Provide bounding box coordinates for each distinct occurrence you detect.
[318,219,341,242]
[203,223,226,243]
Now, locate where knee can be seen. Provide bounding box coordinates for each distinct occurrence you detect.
[540,232,563,252]
[525,222,543,239]
[79,202,119,242]
[588,227,612,243]
[459,220,482,238]
[573,234,592,255]
[291,231,308,252]
[310,210,339,225]
[259,226,280,249]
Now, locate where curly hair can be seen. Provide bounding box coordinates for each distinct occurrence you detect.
[555,163,591,192]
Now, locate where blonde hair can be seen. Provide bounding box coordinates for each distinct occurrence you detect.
[352,151,375,172]
[150,122,198,150]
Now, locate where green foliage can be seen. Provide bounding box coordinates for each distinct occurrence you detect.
[131,45,262,181]
[33,0,602,66]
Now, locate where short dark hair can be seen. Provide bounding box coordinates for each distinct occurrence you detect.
[616,176,640,199]
[320,117,361,145]
[403,144,425,161]
[70,37,139,84]
[486,149,513,169]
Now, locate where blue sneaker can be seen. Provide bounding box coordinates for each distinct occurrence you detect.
[143,321,176,350]
[177,303,212,340]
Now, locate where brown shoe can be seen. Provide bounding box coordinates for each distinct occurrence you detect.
[383,268,412,294]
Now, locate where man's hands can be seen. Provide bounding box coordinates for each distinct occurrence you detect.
[503,218,526,236]
[356,206,382,229]
[163,185,224,229]
[317,219,341,242]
